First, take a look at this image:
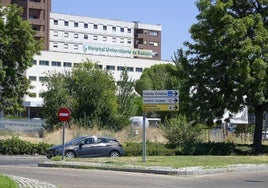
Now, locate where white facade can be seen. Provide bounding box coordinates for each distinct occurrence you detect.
[49,13,161,58]
[23,13,166,108]
[24,51,169,107]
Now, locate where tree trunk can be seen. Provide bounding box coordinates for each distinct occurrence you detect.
[253,106,264,153]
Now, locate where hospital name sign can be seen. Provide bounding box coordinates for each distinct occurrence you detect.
[83,44,153,58]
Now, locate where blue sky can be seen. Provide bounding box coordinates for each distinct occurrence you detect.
[52,0,199,61]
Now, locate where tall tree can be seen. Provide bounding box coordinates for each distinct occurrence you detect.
[41,61,119,130]
[174,0,268,152]
[135,64,180,95]
[0,4,42,116]
[117,67,138,118]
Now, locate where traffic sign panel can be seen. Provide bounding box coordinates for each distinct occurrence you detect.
[143,97,178,104]
[142,104,179,112]
[58,107,71,122]
[143,90,179,98]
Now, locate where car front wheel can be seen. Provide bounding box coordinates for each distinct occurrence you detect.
[65,151,75,159]
[110,150,120,157]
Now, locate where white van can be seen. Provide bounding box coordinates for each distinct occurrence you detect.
[129,116,149,128]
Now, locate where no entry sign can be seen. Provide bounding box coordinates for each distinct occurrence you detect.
[58,107,71,122]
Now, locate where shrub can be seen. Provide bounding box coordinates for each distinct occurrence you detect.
[160,115,204,148]
[0,136,52,155]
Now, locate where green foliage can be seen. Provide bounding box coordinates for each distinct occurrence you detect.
[0,137,51,155]
[117,67,139,121]
[123,142,175,156]
[0,4,42,116]
[160,115,204,147]
[0,175,18,188]
[174,0,268,152]
[135,64,180,95]
[123,141,266,156]
[42,60,133,131]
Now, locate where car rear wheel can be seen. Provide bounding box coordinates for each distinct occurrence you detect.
[110,150,120,157]
[65,151,75,159]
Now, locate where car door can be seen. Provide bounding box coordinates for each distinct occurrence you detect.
[76,137,95,157]
[91,137,108,157]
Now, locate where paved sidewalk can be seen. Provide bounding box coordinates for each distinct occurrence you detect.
[7,175,56,188]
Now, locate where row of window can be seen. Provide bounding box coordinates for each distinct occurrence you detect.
[53,19,132,34]
[52,31,132,44]
[32,60,143,72]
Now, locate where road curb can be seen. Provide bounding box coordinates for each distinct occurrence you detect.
[38,161,268,175]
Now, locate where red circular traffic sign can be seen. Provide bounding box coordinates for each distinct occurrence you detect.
[58,107,71,122]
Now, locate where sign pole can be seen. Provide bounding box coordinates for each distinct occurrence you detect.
[61,121,66,160]
[58,107,71,161]
[142,112,146,163]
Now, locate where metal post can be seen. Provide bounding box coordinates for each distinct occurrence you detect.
[142,112,146,162]
[61,121,65,160]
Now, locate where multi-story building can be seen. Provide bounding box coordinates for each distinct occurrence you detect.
[1,0,51,50]
[49,13,161,60]
[1,0,167,118]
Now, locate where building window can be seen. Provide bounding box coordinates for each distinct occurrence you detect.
[53,43,58,48]
[64,32,68,37]
[32,59,37,65]
[51,61,61,67]
[93,24,98,29]
[106,65,115,71]
[74,45,78,50]
[127,28,131,33]
[103,36,107,41]
[103,25,107,30]
[149,41,158,46]
[74,22,78,27]
[93,35,98,40]
[39,76,47,82]
[53,31,58,36]
[39,60,49,66]
[64,21,69,26]
[53,20,58,25]
[98,65,103,69]
[127,39,131,44]
[64,62,72,67]
[84,23,88,28]
[112,37,116,42]
[64,43,68,49]
[84,34,88,39]
[74,33,78,38]
[136,67,143,72]
[29,76,37,81]
[112,26,116,32]
[149,31,158,36]
[117,66,125,71]
[127,67,134,72]
[120,38,124,43]
[120,27,124,32]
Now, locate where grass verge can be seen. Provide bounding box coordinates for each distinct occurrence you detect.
[59,155,268,169]
[0,174,18,188]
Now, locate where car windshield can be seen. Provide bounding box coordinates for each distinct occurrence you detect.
[65,137,86,145]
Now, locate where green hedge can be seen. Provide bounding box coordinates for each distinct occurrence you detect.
[0,137,51,155]
[124,141,268,156]
[1,137,267,156]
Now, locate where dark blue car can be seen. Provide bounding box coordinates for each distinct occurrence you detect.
[46,136,124,159]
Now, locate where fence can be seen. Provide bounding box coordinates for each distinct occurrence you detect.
[0,118,43,134]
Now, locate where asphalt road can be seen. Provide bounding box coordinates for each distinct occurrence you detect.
[0,156,268,188]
